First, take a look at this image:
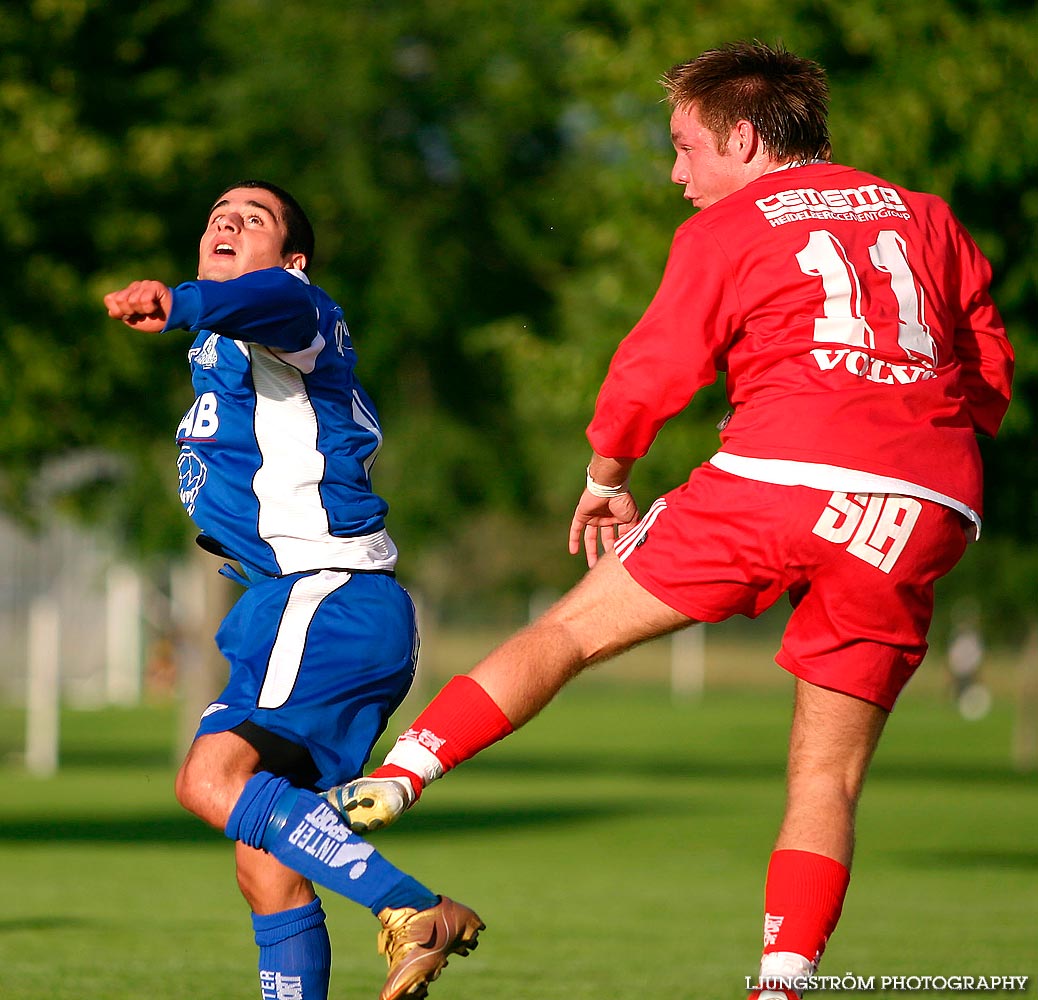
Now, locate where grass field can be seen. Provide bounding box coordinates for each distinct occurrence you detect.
[0,677,1035,999]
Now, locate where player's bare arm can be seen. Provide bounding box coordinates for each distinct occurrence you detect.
[103,280,172,333]
[570,454,640,567]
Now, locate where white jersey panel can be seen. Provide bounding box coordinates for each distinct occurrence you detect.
[352,390,383,478]
[250,346,398,573]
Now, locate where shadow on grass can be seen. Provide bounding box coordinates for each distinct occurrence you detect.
[0,916,89,934]
[12,749,1030,788]
[469,752,785,781]
[886,848,1038,871]
[1,751,1027,852]
[469,751,1034,788]
[0,800,644,845]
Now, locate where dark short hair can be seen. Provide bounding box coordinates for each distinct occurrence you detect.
[214,180,316,271]
[661,41,832,163]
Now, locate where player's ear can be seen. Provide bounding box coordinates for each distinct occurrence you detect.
[284,251,308,272]
[731,120,759,163]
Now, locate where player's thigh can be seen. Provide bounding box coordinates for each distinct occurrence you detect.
[777,679,889,863]
[547,467,810,659]
[786,679,889,800]
[541,550,695,662]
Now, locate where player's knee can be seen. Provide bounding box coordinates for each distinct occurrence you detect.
[526,611,601,675]
[785,769,866,825]
[545,608,629,668]
[173,757,203,816]
[174,752,234,828]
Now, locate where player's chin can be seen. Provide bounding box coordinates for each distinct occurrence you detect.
[198,257,241,281]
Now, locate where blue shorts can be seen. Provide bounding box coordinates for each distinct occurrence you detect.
[195,568,418,790]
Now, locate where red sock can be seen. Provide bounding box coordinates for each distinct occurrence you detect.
[749,849,850,998]
[368,764,427,800]
[375,676,514,799]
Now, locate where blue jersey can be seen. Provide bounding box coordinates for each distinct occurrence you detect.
[165,266,398,577]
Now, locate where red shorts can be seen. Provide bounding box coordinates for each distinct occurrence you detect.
[614,463,969,710]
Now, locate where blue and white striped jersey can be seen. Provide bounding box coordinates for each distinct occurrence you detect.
[165,266,398,577]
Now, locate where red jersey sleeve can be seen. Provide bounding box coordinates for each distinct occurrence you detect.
[587,224,740,459]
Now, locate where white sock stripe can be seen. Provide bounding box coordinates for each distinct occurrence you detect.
[759,951,817,980]
[384,736,444,786]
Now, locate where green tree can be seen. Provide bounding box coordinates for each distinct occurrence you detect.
[0,0,220,553]
[1,0,1034,626]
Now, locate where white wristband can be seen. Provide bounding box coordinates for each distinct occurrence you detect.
[585,465,629,498]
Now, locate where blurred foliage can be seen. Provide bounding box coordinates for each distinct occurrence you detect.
[0,0,1034,626]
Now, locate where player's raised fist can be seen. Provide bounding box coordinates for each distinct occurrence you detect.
[103,280,172,333]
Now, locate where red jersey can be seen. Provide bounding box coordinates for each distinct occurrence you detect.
[587,162,1013,523]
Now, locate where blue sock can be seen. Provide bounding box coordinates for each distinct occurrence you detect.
[252,897,331,1000]
[227,772,439,915]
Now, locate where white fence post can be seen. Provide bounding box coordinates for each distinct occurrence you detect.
[670,625,705,700]
[171,549,234,760]
[1013,622,1038,773]
[26,594,61,776]
[105,563,143,706]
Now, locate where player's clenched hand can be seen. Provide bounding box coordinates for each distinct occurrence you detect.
[103,280,173,333]
[568,489,640,568]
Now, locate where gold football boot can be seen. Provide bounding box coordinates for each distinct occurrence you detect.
[376,895,484,1000]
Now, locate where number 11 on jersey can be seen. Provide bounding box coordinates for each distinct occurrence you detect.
[796,229,936,364]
